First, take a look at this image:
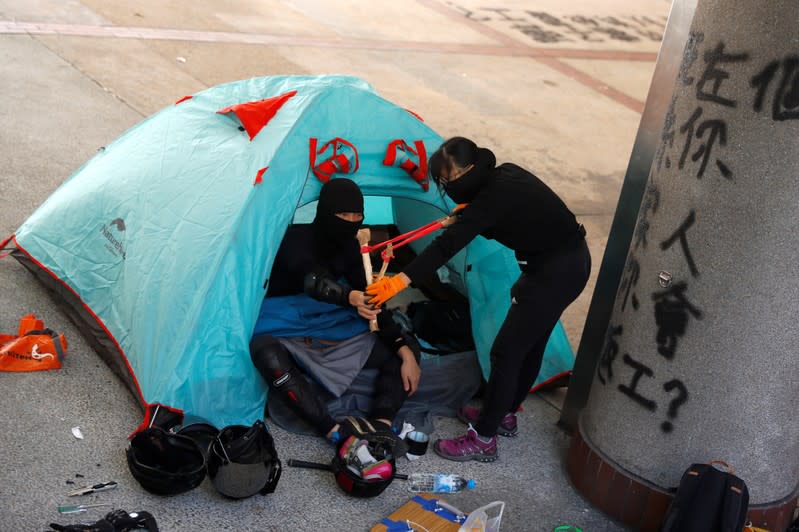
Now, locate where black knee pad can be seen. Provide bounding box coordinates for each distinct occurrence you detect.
[250,336,330,429]
[250,336,302,398]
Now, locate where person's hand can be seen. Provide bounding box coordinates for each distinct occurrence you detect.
[399,347,421,396]
[348,290,380,320]
[441,215,458,228]
[441,203,468,227]
[366,274,409,307]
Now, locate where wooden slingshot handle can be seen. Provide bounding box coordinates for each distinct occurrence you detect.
[356,229,379,332]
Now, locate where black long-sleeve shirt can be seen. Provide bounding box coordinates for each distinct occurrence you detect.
[267,224,410,355]
[404,163,580,282]
[266,224,365,298]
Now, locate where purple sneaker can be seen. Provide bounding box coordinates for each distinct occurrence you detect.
[433,425,498,462]
[458,406,518,437]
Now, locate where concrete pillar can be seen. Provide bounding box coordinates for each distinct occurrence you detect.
[568,1,799,530]
[560,0,698,432]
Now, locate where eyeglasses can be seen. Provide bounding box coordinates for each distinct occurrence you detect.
[440,164,475,185]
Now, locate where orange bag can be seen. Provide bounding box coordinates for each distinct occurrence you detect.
[0,314,67,372]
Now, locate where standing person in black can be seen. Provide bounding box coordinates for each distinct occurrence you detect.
[366,137,590,462]
[250,178,421,444]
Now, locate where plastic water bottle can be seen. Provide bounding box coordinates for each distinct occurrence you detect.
[406,473,476,493]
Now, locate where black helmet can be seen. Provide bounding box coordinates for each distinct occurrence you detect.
[207,420,282,499]
[126,427,206,496]
[173,422,219,461]
[331,434,396,498]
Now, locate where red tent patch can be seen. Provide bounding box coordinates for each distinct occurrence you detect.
[383,139,429,190]
[217,90,297,141]
[254,167,268,185]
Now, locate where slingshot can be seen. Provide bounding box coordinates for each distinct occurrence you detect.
[360,216,450,272]
[356,206,464,330]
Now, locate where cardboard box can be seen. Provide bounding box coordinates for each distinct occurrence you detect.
[371,493,466,532]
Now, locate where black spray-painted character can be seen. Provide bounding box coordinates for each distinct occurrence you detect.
[751,56,799,121]
[660,210,699,277]
[561,15,605,42]
[652,281,703,359]
[566,15,638,42]
[481,7,526,21]
[595,26,639,42]
[618,354,657,411]
[597,324,624,385]
[656,97,677,171]
[696,42,750,107]
[523,11,578,43]
[449,4,491,21]
[679,107,733,179]
[661,379,689,433]
[619,256,641,312]
[678,32,705,86]
[628,15,667,41]
[597,17,648,41]
[512,23,569,44]
[634,184,661,250]
[526,11,566,27]
[525,11,599,42]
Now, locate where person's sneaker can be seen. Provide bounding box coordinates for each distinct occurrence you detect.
[433,424,498,462]
[458,406,518,437]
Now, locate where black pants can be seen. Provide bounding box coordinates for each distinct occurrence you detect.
[250,335,407,435]
[475,239,591,437]
[363,338,409,423]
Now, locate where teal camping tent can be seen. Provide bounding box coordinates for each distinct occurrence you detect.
[5,75,574,428]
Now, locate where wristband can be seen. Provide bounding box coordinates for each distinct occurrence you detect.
[391,335,408,353]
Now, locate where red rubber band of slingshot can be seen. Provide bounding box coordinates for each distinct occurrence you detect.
[360,220,445,267]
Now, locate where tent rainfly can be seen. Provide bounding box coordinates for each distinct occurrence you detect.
[3,75,575,428]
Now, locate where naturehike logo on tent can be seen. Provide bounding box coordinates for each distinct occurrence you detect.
[101,218,127,260]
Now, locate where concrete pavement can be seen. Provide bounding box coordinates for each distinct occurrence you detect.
[0,1,671,530]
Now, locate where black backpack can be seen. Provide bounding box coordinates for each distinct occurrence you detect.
[661,461,749,532]
[407,300,475,355]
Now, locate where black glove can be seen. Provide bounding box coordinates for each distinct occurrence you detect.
[304,271,350,306]
[105,510,159,532]
[50,510,159,532]
[49,522,113,532]
[376,310,408,352]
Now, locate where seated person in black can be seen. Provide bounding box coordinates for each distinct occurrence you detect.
[250,178,421,442]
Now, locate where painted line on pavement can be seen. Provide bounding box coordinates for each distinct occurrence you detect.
[0,20,656,62]
[1,19,651,112]
[534,56,645,114]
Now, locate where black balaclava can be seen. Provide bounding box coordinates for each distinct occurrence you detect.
[443,147,497,204]
[312,178,364,255]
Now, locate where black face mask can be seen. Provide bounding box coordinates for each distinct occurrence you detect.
[325,215,362,242]
[312,178,364,254]
[443,148,496,204]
